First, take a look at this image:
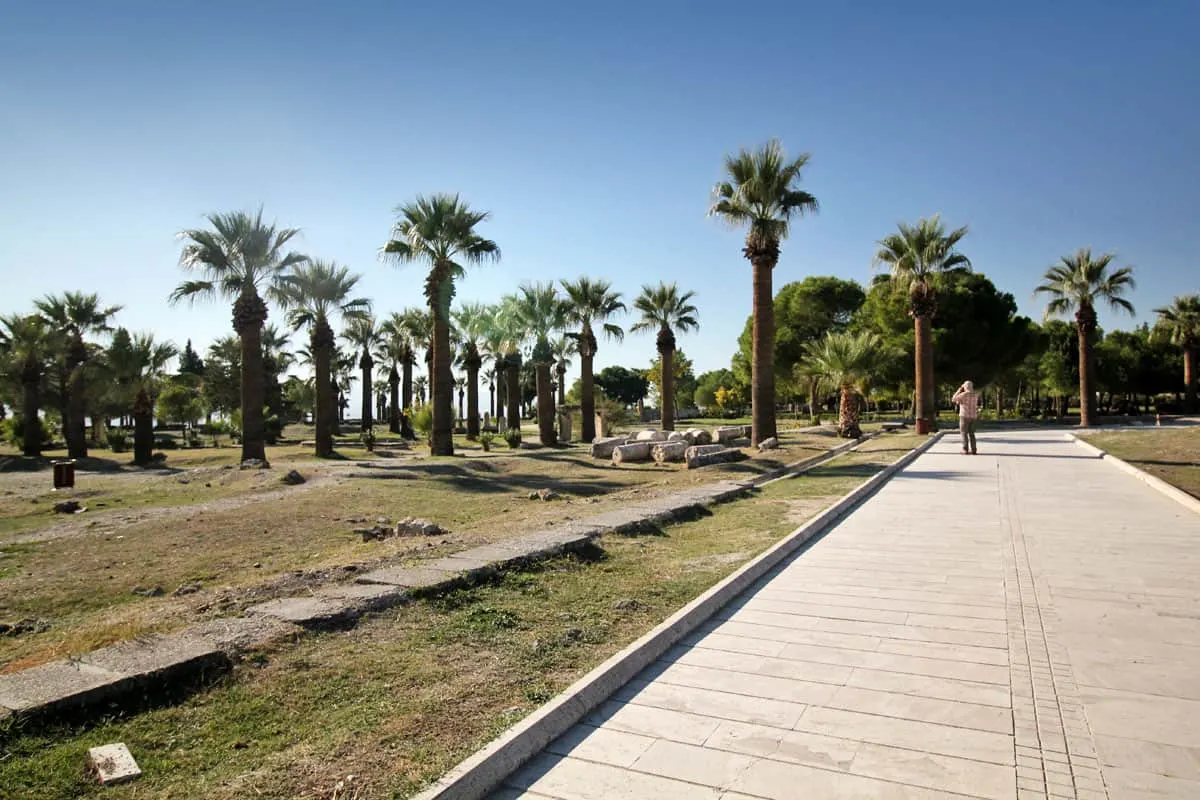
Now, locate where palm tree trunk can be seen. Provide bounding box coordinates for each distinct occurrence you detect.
[430,299,454,457]
[359,350,373,432]
[660,343,676,432]
[313,321,335,458]
[133,386,154,466]
[506,354,521,432]
[489,382,495,421]
[234,287,269,465]
[467,363,481,439]
[536,361,556,445]
[750,257,777,444]
[66,365,88,458]
[389,366,401,434]
[838,386,861,439]
[21,358,42,457]
[808,376,819,423]
[580,327,597,441]
[913,314,933,434]
[1184,346,1197,414]
[1077,321,1095,427]
[401,360,413,412]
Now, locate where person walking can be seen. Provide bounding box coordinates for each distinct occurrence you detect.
[952,380,980,454]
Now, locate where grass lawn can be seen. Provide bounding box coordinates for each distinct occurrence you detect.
[1080,428,1200,499]
[0,434,918,800]
[0,427,846,672]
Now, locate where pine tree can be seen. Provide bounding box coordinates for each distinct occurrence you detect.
[178,339,205,376]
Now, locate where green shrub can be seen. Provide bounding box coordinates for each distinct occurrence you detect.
[3,416,50,451]
[479,431,495,452]
[264,412,283,445]
[155,436,179,450]
[360,428,376,452]
[410,405,433,444]
[504,428,522,449]
[106,429,129,452]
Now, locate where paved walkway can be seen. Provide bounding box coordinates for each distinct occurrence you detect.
[496,431,1200,800]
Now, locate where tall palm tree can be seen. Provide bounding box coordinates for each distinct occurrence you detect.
[561,277,625,442]
[343,315,380,432]
[33,292,122,458]
[802,331,884,439]
[551,336,576,407]
[1036,249,1136,427]
[380,308,426,414]
[382,194,500,456]
[275,260,370,456]
[512,284,568,445]
[1153,295,1200,413]
[631,283,699,431]
[373,325,406,435]
[489,296,526,433]
[453,302,491,439]
[709,139,818,445]
[172,208,308,465]
[0,314,51,456]
[873,215,971,434]
[413,375,428,405]
[128,333,177,466]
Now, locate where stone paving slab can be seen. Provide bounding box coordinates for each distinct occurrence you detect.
[494,430,1200,799]
[80,634,227,680]
[246,596,359,628]
[0,661,121,714]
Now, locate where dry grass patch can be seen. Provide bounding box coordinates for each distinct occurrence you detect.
[0,433,919,799]
[1081,428,1200,499]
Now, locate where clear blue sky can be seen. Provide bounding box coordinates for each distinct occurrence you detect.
[2,0,1197,405]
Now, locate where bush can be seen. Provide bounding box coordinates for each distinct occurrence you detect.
[155,436,179,450]
[360,428,376,452]
[4,416,52,451]
[106,428,129,453]
[264,413,283,445]
[479,431,495,452]
[410,405,433,444]
[504,428,522,449]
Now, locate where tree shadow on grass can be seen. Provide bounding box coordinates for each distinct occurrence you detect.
[348,461,629,497]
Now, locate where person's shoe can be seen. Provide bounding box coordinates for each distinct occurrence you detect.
[971,450,978,455]
[962,449,969,455]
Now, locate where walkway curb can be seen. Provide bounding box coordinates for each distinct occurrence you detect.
[412,432,944,800]
[1069,434,1200,516]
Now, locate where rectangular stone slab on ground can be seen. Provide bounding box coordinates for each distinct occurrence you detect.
[87,743,141,785]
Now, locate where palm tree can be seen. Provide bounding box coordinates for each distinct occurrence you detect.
[380,308,426,416]
[0,314,51,456]
[631,283,699,431]
[413,375,428,405]
[382,194,500,456]
[342,315,381,433]
[172,208,308,465]
[709,140,819,445]
[873,215,971,434]
[373,326,405,435]
[489,296,526,433]
[802,331,885,438]
[275,260,370,456]
[1153,295,1200,413]
[33,292,122,458]
[512,283,568,445]
[561,277,625,442]
[128,333,177,465]
[453,302,491,439]
[1036,249,1136,427]
[551,336,576,407]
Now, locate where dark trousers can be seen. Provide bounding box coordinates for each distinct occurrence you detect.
[960,417,977,453]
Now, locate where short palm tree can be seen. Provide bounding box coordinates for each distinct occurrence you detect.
[561,277,625,442]
[802,331,884,439]
[709,139,818,445]
[513,283,568,445]
[342,315,380,432]
[172,208,308,465]
[631,283,699,431]
[481,366,497,420]
[413,374,428,405]
[453,302,491,439]
[128,333,178,466]
[373,321,408,435]
[0,314,51,456]
[1036,249,1136,427]
[1153,294,1200,413]
[551,336,576,407]
[873,215,971,433]
[275,260,370,456]
[490,296,526,433]
[33,292,122,457]
[382,194,500,456]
